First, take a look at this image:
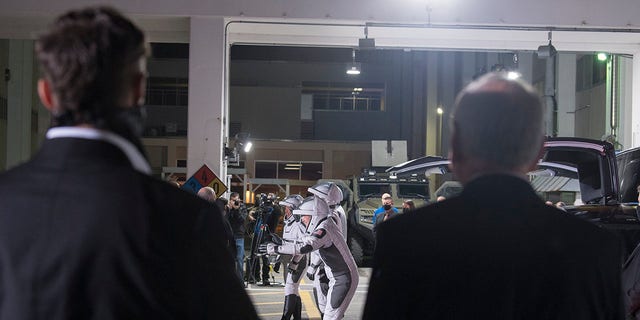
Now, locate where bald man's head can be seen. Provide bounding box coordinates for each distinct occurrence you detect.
[197,187,216,203]
[450,73,545,183]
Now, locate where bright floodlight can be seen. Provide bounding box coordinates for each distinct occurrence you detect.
[346,65,361,75]
[597,53,608,61]
[436,107,444,115]
[243,141,253,153]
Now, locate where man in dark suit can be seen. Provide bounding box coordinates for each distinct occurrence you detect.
[0,6,257,319]
[363,73,623,319]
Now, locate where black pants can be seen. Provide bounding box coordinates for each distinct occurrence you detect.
[247,255,270,282]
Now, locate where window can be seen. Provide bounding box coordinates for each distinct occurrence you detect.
[145,77,188,106]
[255,160,323,180]
[303,81,385,112]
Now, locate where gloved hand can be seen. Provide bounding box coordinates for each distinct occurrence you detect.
[306,265,316,281]
[269,233,283,245]
[258,243,268,254]
[267,242,277,255]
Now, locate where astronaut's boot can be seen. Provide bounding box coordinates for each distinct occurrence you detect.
[281,294,299,320]
[293,295,302,320]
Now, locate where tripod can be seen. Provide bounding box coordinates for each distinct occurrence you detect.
[247,210,270,286]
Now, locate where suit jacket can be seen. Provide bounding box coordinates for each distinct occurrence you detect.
[363,174,623,320]
[0,137,257,319]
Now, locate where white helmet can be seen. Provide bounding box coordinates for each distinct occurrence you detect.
[308,182,343,206]
[279,194,304,209]
[292,196,329,217]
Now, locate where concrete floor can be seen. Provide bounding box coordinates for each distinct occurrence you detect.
[246,267,371,320]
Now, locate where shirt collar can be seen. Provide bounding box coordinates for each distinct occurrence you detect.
[46,127,152,175]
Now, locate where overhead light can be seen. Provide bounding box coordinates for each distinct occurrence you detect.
[358,25,376,50]
[243,141,252,153]
[597,52,608,61]
[346,65,361,75]
[436,107,444,115]
[537,31,557,58]
[285,163,302,167]
[507,71,521,79]
[284,167,301,171]
[353,87,363,92]
[346,49,361,76]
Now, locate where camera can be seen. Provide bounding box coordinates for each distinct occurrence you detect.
[256,193,274,208]
[234,200,240,206]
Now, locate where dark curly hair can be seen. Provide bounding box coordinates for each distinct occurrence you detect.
[36,6,148,127]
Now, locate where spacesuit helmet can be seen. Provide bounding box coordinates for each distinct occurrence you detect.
[279,194,304,209]
[280,194,304,223]
[292,196,329,217]
[308,182,343,206]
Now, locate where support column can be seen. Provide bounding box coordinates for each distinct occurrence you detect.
[619,56,633,149]
[544,56,557,137]
[556,53,576,137]
[425,52,438,157]
[631,52,640,148]
[6,39,33,169]
[187,17,226,179]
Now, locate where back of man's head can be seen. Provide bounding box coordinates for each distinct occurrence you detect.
[197,187,217,203]
[36,6,147,128]
[450,73,544,180]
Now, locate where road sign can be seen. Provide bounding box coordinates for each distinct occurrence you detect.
[181,165,228,197]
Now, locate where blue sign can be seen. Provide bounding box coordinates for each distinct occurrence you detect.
[181,176,203,194]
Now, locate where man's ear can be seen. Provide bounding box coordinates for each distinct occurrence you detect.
[37,78,55,111]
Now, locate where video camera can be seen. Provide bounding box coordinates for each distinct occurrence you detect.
[255,193,276,208]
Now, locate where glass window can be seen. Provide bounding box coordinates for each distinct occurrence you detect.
[358,183,391,198]
[397,183,430,199]
[255,162,277,178]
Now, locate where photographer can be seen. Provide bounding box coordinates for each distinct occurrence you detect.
[227,192,248,281]
[248,193,282,286]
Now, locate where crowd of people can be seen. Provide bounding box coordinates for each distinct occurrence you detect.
[0,4,635,320]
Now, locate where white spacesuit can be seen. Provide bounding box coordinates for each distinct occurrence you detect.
[278,194,306,320]
[306,182,349,315]
[268,196,359,320]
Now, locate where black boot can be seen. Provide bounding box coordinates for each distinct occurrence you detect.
[281,294,299,320]
[293,295,302,320]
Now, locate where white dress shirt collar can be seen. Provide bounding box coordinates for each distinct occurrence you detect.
[46,127,152,175]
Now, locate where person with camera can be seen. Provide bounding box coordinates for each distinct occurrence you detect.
[248,193,282,286]
[227,192,248,281]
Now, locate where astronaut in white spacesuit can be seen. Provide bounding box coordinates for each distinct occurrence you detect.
[278,194,306,320]
[267,196,359,320]
[306,182,348,314]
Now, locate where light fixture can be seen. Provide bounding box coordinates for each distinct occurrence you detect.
[358,25,375,50]
[436,107,444,115]
[507,71,521,79]
[346,49,361,75]
[243,141,252,153]
[537,31,557,58]
[225,132,253,166]
[285,163,302,167]
[597,52,608,61]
